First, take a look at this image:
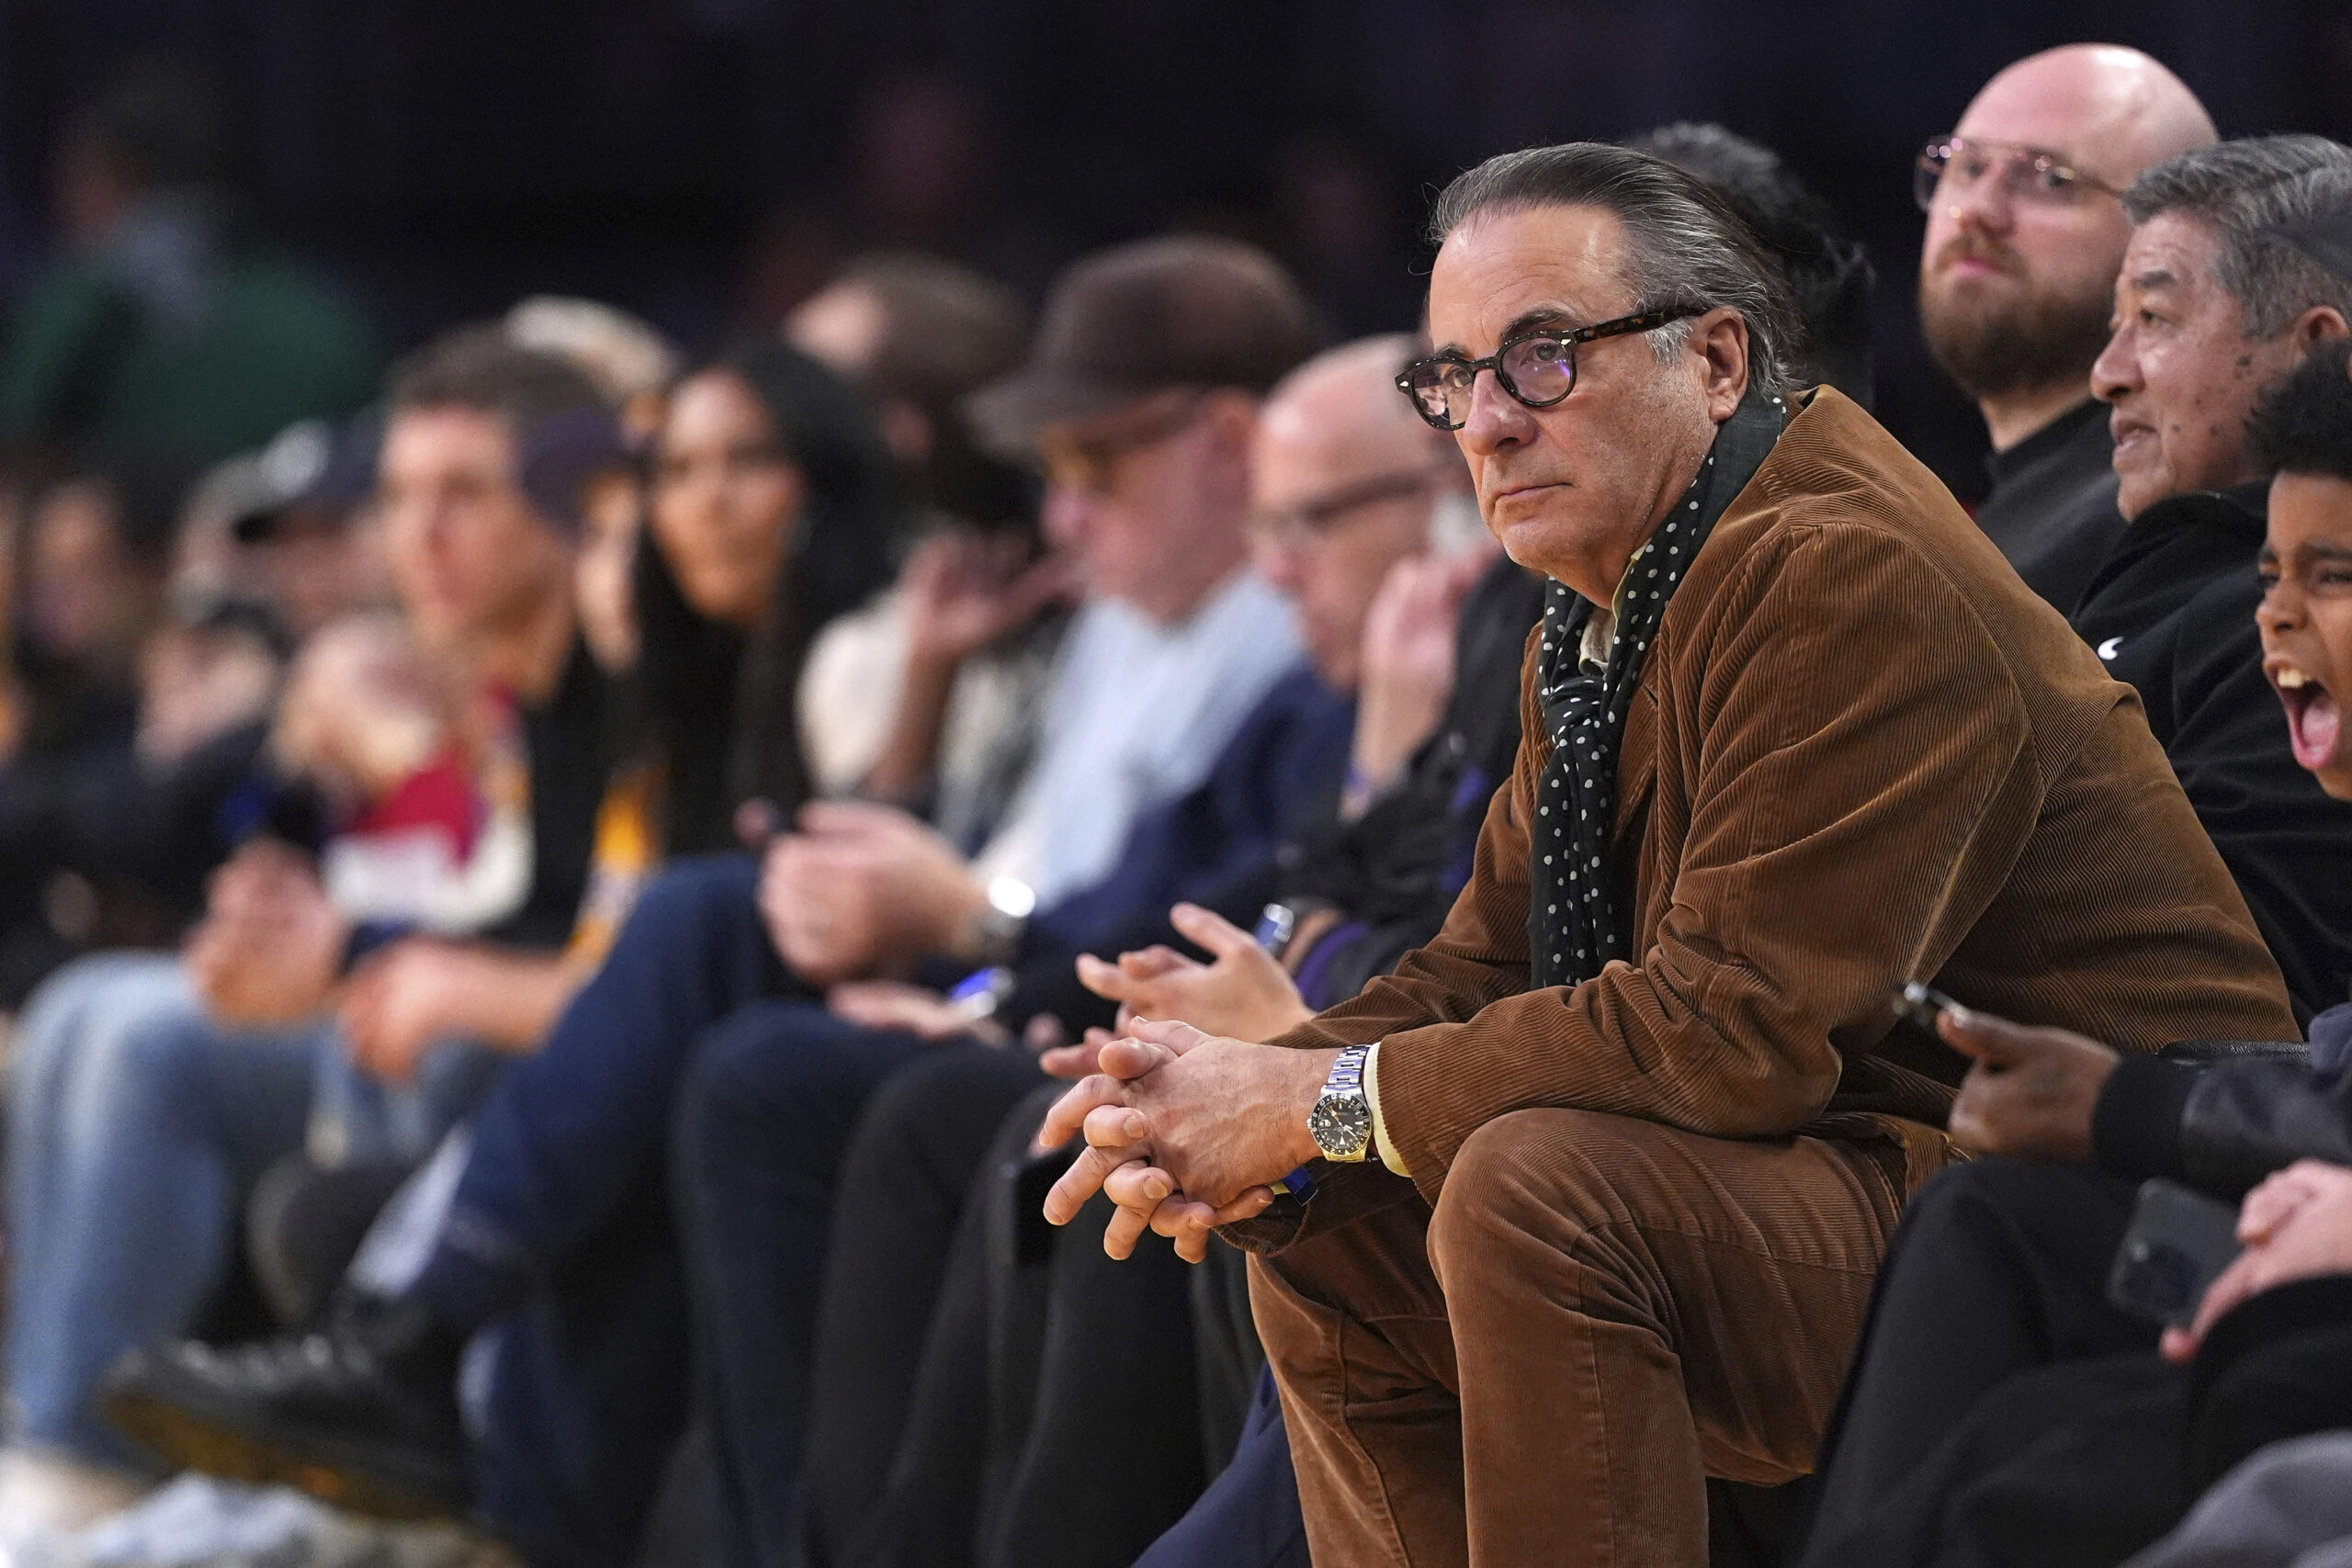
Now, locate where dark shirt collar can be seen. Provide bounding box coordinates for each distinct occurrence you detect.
[2132,480,2270,546]
[1984,397,2109,491]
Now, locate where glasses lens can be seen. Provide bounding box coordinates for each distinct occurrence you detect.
[1404,362,1470,429]
[1913,143,1951,212]
[2014,155,2081,202]
[1500,334,1575,406]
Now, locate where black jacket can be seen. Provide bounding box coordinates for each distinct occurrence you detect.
[1975,397,2130,616]
[2094,1009,2350,1200]
[2073,484,2352,1022]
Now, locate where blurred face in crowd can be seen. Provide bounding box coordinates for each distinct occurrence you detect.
[379,405,573,652]
[24,479,139,659]
[2260,471,2352,798]
[787,279,933,468]
[650,368,805,630]
[574,470,642,673]
[1036,389,1258,625]
[257,507,393,641]
[1250,359,1450,690]
[2091,213,2346,519]
[1425,203,1740,603]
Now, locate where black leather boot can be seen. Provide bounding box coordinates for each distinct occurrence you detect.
[100,1292,470,1521]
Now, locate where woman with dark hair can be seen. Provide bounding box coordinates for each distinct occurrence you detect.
[625,341,900,858]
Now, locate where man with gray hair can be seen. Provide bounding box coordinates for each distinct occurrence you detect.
[1035,141,2292,1566]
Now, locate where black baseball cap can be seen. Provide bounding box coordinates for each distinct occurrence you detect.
[967,235,1317,459]
[224,411,383,543]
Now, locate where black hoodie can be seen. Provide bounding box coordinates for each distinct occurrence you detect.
[2074,483,2352,1022]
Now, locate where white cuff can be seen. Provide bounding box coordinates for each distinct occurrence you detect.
[1363,1042,1412,1178]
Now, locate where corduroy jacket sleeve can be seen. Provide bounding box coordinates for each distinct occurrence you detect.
[1265,518,2048,1201]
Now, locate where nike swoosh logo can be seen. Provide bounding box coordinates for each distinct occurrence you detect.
[2097,637,2124,660]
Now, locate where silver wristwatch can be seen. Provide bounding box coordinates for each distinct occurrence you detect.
[1307,1044,1375,1163]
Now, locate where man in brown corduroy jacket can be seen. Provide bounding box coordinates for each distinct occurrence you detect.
[1040,142,2300,1568]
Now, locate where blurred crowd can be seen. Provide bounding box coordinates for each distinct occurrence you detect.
[2,35,2352,1568]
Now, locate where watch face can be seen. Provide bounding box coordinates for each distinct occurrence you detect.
[1309,1091,1374,1159]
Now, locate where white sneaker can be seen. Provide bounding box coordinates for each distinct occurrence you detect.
[0,1448,147,1566]
[0,1449,145,1536]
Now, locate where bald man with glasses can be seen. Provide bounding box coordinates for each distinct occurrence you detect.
[1916,44,2216,613]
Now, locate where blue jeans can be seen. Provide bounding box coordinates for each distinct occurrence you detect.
[424,856,928,1564]
[5,953,488,1467]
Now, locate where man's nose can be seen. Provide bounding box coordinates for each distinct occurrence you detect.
[1942,164,2017,235]
[1456,371,1535,455]
[2090,329,2136,404]
[1041,485,1093,547]
[1251,530,1306,592]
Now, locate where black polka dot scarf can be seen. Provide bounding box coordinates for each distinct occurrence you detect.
[1527,390,1791,992]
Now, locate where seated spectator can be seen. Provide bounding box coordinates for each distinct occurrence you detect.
[788,333,1516,1568]
[0,332,624,1544]
[1916,46,2215,613]
[1128,118,1892,1568]
[786,254,1072,847]
[0,468,208,998]
[0,418,380,1009]
[2069,138,2352,1019]
[1040,141,2297,1568]
[617,341,900,857]
[1798,327,2352,1568]
[103,238,1318,1566]
[217,413,395,641]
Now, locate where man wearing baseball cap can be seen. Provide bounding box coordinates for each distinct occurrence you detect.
[759,233,1321,987]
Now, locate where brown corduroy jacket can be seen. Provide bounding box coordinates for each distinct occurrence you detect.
[1252,387,2298,1232]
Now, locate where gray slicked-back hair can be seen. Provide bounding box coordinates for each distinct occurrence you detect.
[2123,135,2352,339]
[1427,141,1803,399]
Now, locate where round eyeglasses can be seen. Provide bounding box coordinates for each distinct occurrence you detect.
[1395,307,1702,432]
[1914,135,2125,214]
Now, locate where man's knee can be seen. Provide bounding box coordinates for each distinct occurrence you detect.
[674,1002,879,1168]
[1427,1107,1641,1269]
[75,998,227,1125]
[623,853,760,952]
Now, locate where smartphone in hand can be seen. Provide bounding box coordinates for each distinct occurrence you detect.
[2107,1179,2245,1328]
[1894,981,1962,1034]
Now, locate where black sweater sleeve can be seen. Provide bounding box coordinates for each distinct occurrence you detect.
[2095,1053,2352,1198]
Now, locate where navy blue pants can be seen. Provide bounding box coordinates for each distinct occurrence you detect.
[408,855,926,1564]
[1133,1367,1309,1568]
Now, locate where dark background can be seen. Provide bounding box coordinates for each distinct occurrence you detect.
[3,0,2348,499]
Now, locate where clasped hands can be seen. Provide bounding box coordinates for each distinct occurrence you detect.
[1036,1017,1338,1263]
[188,838,508,1085]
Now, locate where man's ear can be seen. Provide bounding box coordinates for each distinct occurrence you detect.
[1691,308,1750,422]
[2296,305,2350,346]
[1199,389,1261,458]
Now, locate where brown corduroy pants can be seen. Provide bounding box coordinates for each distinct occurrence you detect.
[1249,1107,1915,1568]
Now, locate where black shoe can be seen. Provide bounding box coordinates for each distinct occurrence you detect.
[100,1292,470,1521]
